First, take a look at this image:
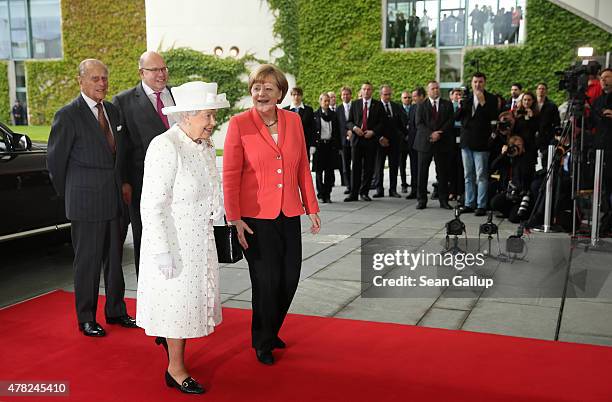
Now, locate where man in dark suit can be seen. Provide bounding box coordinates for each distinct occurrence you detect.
[47,59,136,337]
[113,51,175,276]
[313,93,341,203]
[399,91,412,193]
[535,82,560,160]
[414,81,454,209]
[373,85,405,198]
[404,87,425,199]
[456,72,499,216]
[337,86,353,195]
[504,82,523,112]
[344,81,387,202]
[283,86,315,163]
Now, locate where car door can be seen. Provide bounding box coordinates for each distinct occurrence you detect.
[0,128,63,238]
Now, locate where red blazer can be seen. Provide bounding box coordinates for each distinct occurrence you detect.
[223,107,319,221]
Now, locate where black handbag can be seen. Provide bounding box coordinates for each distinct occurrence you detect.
[214,217,243,263]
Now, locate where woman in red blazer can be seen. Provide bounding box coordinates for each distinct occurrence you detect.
[223,64,320,365]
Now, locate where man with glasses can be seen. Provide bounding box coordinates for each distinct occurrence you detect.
[113,51,175,276]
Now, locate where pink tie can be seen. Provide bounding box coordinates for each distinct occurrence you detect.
[155,92,170,129]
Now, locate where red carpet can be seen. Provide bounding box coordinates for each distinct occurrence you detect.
[1,291,611,402]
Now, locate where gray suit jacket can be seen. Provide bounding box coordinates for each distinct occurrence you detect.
[47,95,123,221]
[113,83,171,202]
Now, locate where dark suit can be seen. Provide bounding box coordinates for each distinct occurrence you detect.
[373,101,406,194]
[346,98,387,197]
[313,108,341,200]
[400,104,419,191]
[112,83,172,275]
[337,102,352,191]
[537,98,560,154]
[47,95,128,324]
[283,104,315,162]
[414,98,454,203]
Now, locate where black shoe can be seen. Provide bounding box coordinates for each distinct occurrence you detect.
[401,185,408,194]
[459,206,475,214]
[344,189,351,194]
[256,349,274,365]
[344,196,357,202]
[495,212,507,219]
[439,201,452,210]
[155,336,169,358]
[324,198,332,203]
[416,202,427,210]
[317,194,323,200]
[79,321,106,337]
[165,371,205,394]
[372,192,384,198]
[360,194,372,202]
[475,208,486,216]
[431,191,439,200]
[389,191,401,198]
[405,191,417,200]
[273,337,286,349]
[106,315,138,328]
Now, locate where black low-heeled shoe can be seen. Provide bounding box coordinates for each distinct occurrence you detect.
[155,337,168,358]
[273,337,286,349]
[165,371,205,394]
[256,349,274,365]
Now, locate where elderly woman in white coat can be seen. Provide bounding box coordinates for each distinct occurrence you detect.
[136,81,229,395]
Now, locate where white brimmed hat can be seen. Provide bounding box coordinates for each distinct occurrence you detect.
[162,81,230,115]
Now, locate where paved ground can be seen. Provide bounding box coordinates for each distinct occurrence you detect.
[2,164,612,347]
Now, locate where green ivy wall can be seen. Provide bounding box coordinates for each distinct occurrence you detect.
[161,48,250,128]
[463,0,612,104]
[0,61,9,122]
[295,0,436,104]
[25,0,147,125]
[270,0,611,105]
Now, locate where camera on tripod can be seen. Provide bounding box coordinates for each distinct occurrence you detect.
[479,211,498,236]
[556,60,601,97]
[446,207,466,236]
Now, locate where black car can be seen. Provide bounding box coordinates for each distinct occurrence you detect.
[0,122,69,242]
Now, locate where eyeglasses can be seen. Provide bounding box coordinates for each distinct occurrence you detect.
[141,66,168,74]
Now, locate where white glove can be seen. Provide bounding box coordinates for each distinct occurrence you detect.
[154,252,176,279]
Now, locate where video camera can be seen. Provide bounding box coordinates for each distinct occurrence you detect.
[479,211,498,236]
[556,60,601,98]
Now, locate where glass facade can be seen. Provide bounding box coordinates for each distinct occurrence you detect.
[385,0,525,90]
[385,0,525,49]
[0,0,61,60]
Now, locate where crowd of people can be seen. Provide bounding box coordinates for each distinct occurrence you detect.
[44,50,611,395]
[296,68,611,227]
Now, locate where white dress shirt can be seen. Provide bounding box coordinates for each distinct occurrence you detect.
[142,81,176,126]
[343,102,351,122]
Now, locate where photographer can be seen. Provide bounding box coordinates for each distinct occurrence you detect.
[490,135,533,223]
[512,91,539,175]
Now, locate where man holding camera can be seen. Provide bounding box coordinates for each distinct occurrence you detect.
[456,72,499,216]
[414,81,454,209]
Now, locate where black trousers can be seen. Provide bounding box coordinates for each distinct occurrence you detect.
[341,145,352,190]
[316,169,335,199]
[418,151,450,203]
[373,143,400,193]
[350,141,377,197]
[242,214,302,351]
[448,144,465,197]
[400,147,419,188]
[71,219,127,323]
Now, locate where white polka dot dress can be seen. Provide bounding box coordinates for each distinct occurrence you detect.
[136,124,223,339]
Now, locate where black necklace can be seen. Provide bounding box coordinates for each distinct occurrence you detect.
[263,119,278,128]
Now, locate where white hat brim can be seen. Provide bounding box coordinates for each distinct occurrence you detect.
[162,100,231,115]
